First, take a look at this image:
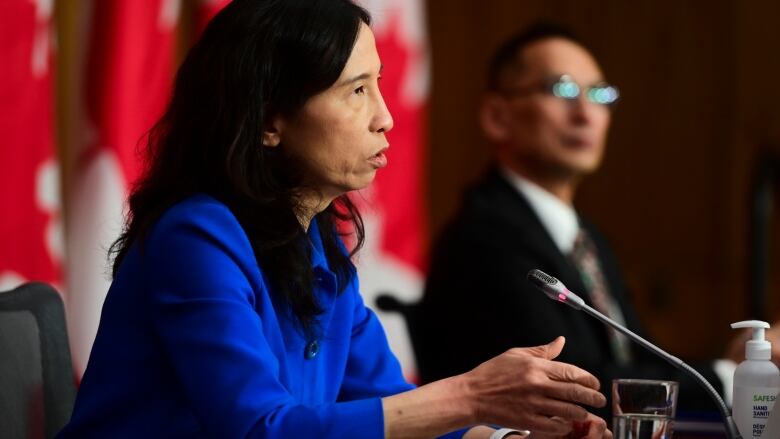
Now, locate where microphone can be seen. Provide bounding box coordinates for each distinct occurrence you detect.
[527,269,742,439]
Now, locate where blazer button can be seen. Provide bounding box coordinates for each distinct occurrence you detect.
[304,340,319,359]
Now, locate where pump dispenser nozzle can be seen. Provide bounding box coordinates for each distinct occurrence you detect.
[731,320,772,360]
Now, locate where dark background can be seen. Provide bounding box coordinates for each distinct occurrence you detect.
[425,0,780,360]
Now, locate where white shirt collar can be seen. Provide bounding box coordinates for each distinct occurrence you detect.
[500,166,580,254]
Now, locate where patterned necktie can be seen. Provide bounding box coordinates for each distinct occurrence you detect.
[568,228,632,365]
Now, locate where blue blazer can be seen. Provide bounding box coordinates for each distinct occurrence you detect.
[58,195,465,438]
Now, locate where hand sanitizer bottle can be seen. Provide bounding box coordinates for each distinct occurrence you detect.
[731,320,780,438]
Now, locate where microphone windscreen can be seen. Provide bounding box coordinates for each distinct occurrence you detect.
[527,269,559,290]
[527,269,583,309]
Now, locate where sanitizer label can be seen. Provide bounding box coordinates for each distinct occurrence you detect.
[734,386,780,438]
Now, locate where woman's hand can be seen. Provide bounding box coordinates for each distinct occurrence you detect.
[382,336,607,438]
[460,336,607,436]
[569,413,612,439]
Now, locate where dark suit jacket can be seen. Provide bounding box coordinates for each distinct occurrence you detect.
[417,167,721,418]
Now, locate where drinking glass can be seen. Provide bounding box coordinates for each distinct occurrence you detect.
[612,379,679,439]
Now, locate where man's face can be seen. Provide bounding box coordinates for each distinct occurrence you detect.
[485,38,612,182]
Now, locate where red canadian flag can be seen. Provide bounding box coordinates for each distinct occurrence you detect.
[66,0,180,376]
[0,0,61,291]
[356,0,430,379]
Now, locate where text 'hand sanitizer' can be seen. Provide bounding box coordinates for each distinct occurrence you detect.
[731,320,780,438]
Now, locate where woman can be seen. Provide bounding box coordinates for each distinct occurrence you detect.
[58,1,611,437]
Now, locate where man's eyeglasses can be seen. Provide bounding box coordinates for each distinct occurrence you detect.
[501,74,620,107]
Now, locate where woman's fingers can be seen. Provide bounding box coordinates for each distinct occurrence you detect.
[571,413,612,439]
[532,398,590,421]
[545,379,606,408]
[546,361,601,391]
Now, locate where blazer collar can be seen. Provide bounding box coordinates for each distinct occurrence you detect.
[476,166,590,296]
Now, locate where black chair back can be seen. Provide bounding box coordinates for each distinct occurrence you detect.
[0,282,76,439]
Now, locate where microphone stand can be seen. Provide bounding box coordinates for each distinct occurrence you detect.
[579,300,741,439]
[526,269,742,438]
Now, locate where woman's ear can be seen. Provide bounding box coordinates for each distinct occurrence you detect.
[479,93,511,144]
[262,116,284,147]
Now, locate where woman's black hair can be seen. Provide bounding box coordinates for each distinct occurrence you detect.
[109,0,371,336]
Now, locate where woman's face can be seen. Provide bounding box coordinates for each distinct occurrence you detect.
[274,23,393,200]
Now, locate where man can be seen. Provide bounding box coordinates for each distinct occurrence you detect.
[418,23,750,417]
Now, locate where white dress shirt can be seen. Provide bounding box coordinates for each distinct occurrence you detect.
[499,166,579,254]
